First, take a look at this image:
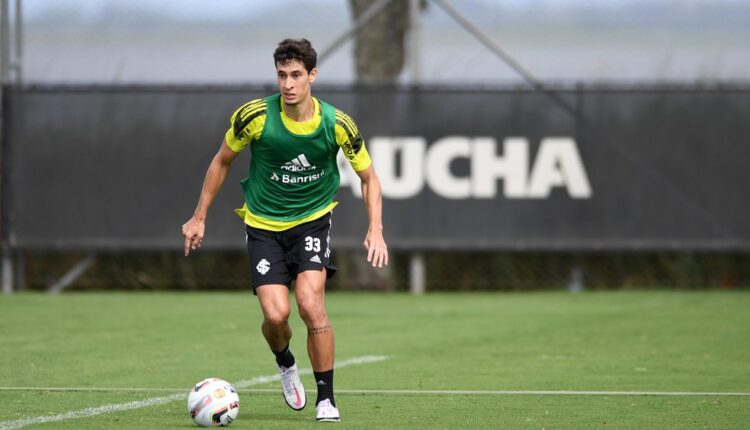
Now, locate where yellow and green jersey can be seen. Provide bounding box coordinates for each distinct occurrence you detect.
[225,94,372,231]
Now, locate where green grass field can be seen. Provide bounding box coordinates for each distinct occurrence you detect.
[1,291,749,429]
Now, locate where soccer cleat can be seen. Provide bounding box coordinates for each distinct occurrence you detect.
[278,363,306,411]
[315,398,340,422]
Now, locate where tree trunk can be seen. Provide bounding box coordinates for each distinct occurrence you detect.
[349,0,410,84]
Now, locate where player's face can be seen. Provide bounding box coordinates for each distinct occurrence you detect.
[276,60,317,106]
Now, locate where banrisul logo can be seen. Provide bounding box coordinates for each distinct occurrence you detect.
[281,154,316,172]
[275,154,325,184]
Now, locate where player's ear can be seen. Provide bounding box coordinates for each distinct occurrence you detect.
[308,67,317,83]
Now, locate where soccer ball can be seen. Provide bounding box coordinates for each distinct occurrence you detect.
[187,378,240,427]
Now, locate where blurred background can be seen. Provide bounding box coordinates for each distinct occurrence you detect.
[16,0,750,84]
[1,0,749,293]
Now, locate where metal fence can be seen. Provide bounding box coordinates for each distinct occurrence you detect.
[9,0,750,85]
[5,86,750,251]
[2,0,749,293]
[17,250,750,292]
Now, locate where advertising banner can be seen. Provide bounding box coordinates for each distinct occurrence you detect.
[5,86,749,250]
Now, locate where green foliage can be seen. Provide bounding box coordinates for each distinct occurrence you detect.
[16,251,750,292]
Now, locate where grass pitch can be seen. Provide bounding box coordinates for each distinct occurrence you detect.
[0,291,748,429]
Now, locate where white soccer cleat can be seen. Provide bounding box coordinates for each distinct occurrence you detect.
[315,398,341,422]
[278,364,306,411]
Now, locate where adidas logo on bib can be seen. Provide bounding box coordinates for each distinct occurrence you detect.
[281,154,316,172]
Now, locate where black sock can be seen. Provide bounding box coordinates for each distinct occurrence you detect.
[314,369,335,407]
[272,345,295,369]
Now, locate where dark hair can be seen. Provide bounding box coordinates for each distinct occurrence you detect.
[273,38,317,72]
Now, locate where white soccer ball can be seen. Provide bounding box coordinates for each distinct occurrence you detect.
[187,378,240,427]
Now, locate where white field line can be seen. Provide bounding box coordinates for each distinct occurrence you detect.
[335,389,750,397]
[0,355,388,430]
[1,387,748,397]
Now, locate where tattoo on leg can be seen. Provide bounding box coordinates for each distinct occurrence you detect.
[308,325,332,336]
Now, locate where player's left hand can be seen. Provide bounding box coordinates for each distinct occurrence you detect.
[182,217,206,257]
[363,228,388,268]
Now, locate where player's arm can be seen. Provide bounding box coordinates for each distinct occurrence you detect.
[183,100,264,256]
[356,164,388,268]
[335,109,388,267]
[182,140,240,256]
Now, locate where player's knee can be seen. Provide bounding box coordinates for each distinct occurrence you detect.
[263,310,290,329]
[297,299,327,326]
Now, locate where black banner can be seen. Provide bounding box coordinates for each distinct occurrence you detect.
[4,86,749,250]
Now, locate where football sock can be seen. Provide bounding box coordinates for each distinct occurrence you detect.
[314,369,335,406]
[272,345,295,368]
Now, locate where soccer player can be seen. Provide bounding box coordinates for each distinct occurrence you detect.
[181,38,388,422]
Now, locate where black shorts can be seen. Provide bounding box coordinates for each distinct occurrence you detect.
[245,212,337,294]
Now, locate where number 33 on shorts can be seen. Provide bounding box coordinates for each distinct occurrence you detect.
[304,236,321,252]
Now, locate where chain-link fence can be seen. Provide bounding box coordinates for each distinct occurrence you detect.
[16,0,750,85]
[17,251,750,292]
[4,0,750,292]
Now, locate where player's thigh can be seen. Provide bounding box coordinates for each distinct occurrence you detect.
[294,270,328,322]
[288,213,336,280]
[257,284,292,323]
[245,225,293,292]
[295,269,327,301]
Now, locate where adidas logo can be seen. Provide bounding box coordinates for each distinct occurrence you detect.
[317,380,326,386]
[281,154,316,172]
[310,255,322,264]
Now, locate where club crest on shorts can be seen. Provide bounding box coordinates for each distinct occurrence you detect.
[256,258,271,275]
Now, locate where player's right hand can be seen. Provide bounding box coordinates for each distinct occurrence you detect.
[182,217,206,256]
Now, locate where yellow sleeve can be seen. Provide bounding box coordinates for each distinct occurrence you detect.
[224,98,267,152]
[334,109,372,172]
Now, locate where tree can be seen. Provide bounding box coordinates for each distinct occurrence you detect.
[348,0,411,84]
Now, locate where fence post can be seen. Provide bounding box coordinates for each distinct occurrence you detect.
[0,0,10,294]
[409,0,421,84]
[13,0,21,85]
[409,252,425,295]
[2,252,12,294]
[567,266,583,293]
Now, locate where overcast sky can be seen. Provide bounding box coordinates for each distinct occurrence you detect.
[16,0,750,84]
[22,0,749,22]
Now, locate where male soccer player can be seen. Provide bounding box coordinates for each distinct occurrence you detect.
[181,38,388,422]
